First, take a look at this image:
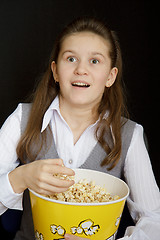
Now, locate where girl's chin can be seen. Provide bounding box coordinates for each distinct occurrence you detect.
[69,100,99,110]
[70,101,90,107]
[64,97,89,106]
[60,95,99,109]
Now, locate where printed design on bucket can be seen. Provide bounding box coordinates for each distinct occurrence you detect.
[35,230,44,240]
[71,219,100,236]
[50,219,100,238]
[50,224,66,236]
[115,214,122,227]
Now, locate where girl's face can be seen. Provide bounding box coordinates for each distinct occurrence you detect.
[51,32,118,110]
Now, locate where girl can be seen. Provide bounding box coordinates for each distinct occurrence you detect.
[0,17,159,240]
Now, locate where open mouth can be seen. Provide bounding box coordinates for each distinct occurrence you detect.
[71,82,90,88]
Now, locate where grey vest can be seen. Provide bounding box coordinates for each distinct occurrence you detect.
[14,104,136,240]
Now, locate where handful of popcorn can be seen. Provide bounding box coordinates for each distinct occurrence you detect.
[46,174,120,203]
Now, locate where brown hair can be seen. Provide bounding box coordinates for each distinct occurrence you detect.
[17,17,128,169]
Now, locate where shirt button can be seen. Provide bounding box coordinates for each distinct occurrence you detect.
[68,159,73,164]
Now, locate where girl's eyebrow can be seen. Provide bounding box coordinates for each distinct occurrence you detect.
[62,50,106,59]
[91,52,106,59]
[62,50,76,56]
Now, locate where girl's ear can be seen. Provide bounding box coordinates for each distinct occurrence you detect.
[51,61,59,82]
[106,67,118,87]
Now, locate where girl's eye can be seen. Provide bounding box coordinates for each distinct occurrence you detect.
[67,57,76,62]
[91,59,99,64]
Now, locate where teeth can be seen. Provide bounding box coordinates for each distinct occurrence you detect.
[72,82,90,87]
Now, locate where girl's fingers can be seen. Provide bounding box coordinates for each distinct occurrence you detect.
[38,159,75,176]
[26,159,75,195]
[44,158,64,166]
[34,181,70,195]
[48,164,75,176]
[40,172,75,189]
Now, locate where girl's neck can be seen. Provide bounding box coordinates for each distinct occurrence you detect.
[59,96,99,143]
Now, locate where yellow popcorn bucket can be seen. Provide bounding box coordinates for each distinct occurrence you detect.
[29,169,129,240]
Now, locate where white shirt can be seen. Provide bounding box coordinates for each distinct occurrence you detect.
[0,96,160,240]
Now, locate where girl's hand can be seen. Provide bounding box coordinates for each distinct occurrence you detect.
[65,234,90,239]
[9,158,75,195]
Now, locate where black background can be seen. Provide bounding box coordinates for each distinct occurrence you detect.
[0,0,159,187]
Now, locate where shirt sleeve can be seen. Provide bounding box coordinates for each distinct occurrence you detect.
[0,104,23,215]
[121,123,160,240]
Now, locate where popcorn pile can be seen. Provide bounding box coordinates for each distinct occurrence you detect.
[46,174,120,203]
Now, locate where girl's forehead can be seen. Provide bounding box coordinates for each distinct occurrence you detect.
[60,32,110,56]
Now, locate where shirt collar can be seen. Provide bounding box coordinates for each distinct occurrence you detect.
[41,95,109,133]
[41,96,60,132]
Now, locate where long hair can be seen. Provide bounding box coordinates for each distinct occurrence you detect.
[16,17,128,169]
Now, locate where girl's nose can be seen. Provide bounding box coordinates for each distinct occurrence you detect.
[74,61,88,76]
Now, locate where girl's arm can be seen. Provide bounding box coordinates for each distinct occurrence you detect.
[0,104,23,215]
[123,124,160,240]
[0,104,74,215]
